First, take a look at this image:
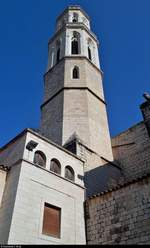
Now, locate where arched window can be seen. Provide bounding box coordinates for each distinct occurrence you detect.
[72,40,78,54]
[65,166,75,182]
[34,151,46,167]
[72,66,79,79]
[88,47,92,61]
[56,48,60,63]
[87,38,93,61]
[50,50,54,68]
[50,158,61,175]
[71,31,80,55]
[72,13,78,23]
[56,40,61,63]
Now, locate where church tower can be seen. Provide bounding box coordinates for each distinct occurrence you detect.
[40,6,113,168]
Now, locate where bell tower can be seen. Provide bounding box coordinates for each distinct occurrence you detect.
[40,6,113,167]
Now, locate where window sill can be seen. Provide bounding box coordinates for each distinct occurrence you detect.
[39,233,62,244]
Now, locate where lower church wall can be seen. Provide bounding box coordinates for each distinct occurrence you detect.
[7,161,86,245]
[85,175,150,244]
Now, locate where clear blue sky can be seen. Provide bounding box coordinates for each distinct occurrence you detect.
[0,0,150,147]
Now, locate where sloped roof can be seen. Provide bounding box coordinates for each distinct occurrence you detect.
[84,162,123,198]
[87,172,150,200]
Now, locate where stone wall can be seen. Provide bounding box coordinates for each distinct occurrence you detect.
[43,60,65,102]
[41,55,113,164]
[24,130,84,187]
[112,121,150,180]
[140,100,150,137]
[85,175,150,245]
[0,133,27,168]
[40,91,64,145]
[0,129,86,244]
[0,169,7,207]
[7,160,86,244]
[64,58,103,100]
[0,164,21,244]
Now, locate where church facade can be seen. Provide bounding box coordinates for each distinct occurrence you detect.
[0,6,150,245]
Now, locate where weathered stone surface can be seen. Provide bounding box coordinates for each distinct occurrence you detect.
[41,56,113,166]
[86,176,150,244]
[0,129,86,244]
[112,121,150,181]
[0,169,7,207]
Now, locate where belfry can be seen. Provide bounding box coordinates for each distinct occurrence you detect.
[40,6,113,169]
[0,5,150,245]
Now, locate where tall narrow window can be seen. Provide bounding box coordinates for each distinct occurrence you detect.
[65,166,75,182]
[72,40,78,54]
[50,158,61,175]
[34,151,46,167]
[51,51,54,68]
[71,31,80,55]
[56,48,60,63]
[72,13,78,23]
[88,38,94,62]
[72,66,79,79]
[42,203,61,238]
[88,47,92,61]
[56,40,61,64]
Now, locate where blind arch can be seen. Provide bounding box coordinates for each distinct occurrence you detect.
[34,150,46,167]
[65,166,75,182]
[72,66,79,79]
[50,158,61,175]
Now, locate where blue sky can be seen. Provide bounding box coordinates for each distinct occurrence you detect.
[0,0,150,147]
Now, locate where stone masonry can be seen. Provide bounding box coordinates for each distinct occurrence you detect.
[0,129,86,244]
[112,100,150,182]
[40,6,113,166]
[85,175,150,245]
[1,5,150,245]
[85,99,150,245]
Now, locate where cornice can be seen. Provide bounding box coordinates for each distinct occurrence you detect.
[41,87,106,110]
[0,128,84,163]
[44,56,103,78]
[56,5,90,22]
[48,23,99,46]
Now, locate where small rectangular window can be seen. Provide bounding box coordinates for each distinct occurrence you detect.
[42,202,61,238]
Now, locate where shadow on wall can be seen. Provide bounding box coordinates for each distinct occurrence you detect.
[84,163,123,198]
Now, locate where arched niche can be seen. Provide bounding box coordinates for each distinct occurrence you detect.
[72,66,79,79]
[34,150,46,167]
[50,158,61,175]
[65,166,75,182]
